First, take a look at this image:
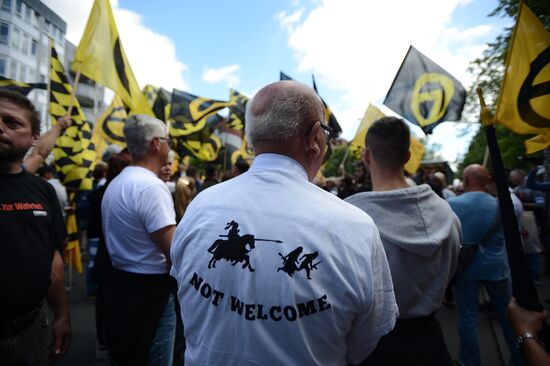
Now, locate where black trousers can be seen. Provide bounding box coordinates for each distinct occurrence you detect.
[105,269,176,366]
[360,314,453,366]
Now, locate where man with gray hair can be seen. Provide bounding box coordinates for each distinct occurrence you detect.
[170,81,398,365]
[102,114,177,365]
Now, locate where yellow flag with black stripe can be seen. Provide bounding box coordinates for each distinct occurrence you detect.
[178,127,222,162]
[169,88,233,137]
[144,85,171,122]
[227,89,248,131]
[0,77,46,95]
[49,43,96,191]
[95,95,128,147]
[231,135,254,165]
[64,192,83,273]
[495,3,550,154]
[73,0,152,116]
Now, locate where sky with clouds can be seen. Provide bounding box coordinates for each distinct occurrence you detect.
[43,0,511,164]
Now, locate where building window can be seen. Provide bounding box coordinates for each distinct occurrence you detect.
[15,0,21,16]
[0,23,9,45]
[32,11,38,28]
[24,4,30,22]
[31,39,37,55]
[9,59,16,79]
[2,0,11,12]
[0,58,6,77]
[18,63,25,81]
[21,33,28,55]
[11,27,19,51]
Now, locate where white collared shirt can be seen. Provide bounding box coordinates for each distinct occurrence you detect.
[171,153,398,366]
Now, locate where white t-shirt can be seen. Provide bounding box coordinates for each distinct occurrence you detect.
[170,153,398,366]
[102,166,176,274]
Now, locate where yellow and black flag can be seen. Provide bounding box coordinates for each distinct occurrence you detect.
[312,74,342,137]
[49,43,96,191]
[143,85,171,122]
[73,0,152,116]
[279,71,342,137]
[169,88,233,137]
[495,3,550,154]
[227,89,248,131]
[384,46,466,134]
[176,123,223,162]
[349,103,424,174]
[0,77,46,95]
[96,95,129,147]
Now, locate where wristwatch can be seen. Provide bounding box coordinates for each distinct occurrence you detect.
[516,332,539,349]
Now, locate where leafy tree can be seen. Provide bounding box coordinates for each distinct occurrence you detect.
[323,144,359,177]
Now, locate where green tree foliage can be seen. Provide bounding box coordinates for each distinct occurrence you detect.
[461,0,549,174]
[323,144,359,177]
[459,125,534,175]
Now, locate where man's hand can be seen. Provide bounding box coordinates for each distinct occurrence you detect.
[56,116,72,131]
[508,297,547,335]
[52,310,71,360]
[47,250,71,361]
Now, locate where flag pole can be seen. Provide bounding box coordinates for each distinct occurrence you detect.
[476,87,550,346]
[66,62,82,118]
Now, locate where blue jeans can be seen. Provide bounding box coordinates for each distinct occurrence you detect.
[455,277,523,366]
[148,294,176,366]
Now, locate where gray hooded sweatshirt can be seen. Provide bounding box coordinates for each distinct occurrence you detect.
[346,184,461,318]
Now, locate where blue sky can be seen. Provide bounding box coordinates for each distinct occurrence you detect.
[45,0,512,164]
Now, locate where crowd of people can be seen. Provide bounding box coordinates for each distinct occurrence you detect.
[1,81,550,366]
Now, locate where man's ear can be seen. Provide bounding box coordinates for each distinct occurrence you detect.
[363,147,371,164]
[307,122,322,155]
[30,133,39,147]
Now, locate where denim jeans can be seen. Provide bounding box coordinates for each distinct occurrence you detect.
[148,294,176,366]
[455,277,523,366]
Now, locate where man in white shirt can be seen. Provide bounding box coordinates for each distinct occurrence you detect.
[102,114,177,365]
[170,81,398,366]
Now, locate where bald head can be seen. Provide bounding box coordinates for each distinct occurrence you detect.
[245,81,324,148]
[463,164,491,192]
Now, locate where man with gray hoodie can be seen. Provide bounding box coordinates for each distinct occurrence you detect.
[346,116,461,366]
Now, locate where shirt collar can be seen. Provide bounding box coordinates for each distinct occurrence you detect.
[249,153,308,180]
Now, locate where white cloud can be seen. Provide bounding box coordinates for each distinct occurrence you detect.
[275,9,305,32]
[202,64,241,88]
[43,0,188,91]
[280,0,496,163]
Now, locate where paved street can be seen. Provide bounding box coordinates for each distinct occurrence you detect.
[59,262,550,366]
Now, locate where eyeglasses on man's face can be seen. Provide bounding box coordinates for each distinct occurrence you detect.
[158,136,173,147]
[319,123,334,141]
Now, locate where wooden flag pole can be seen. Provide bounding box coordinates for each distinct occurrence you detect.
[66,62,82,119]
[477,87,550,347]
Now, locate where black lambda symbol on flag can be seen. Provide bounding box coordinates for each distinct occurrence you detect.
[207,221,282,272]
[518,46,550,128]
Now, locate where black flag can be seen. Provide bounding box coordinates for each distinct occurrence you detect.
[384,46,466,134]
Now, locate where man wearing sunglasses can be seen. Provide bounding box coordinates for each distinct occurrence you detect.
[101,114,177,365]
[170,80,397,365]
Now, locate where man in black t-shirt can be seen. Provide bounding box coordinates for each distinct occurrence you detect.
[0,90,70,365]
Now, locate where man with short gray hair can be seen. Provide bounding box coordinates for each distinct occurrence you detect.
[170,81,398,365]
[102,114,177,365]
